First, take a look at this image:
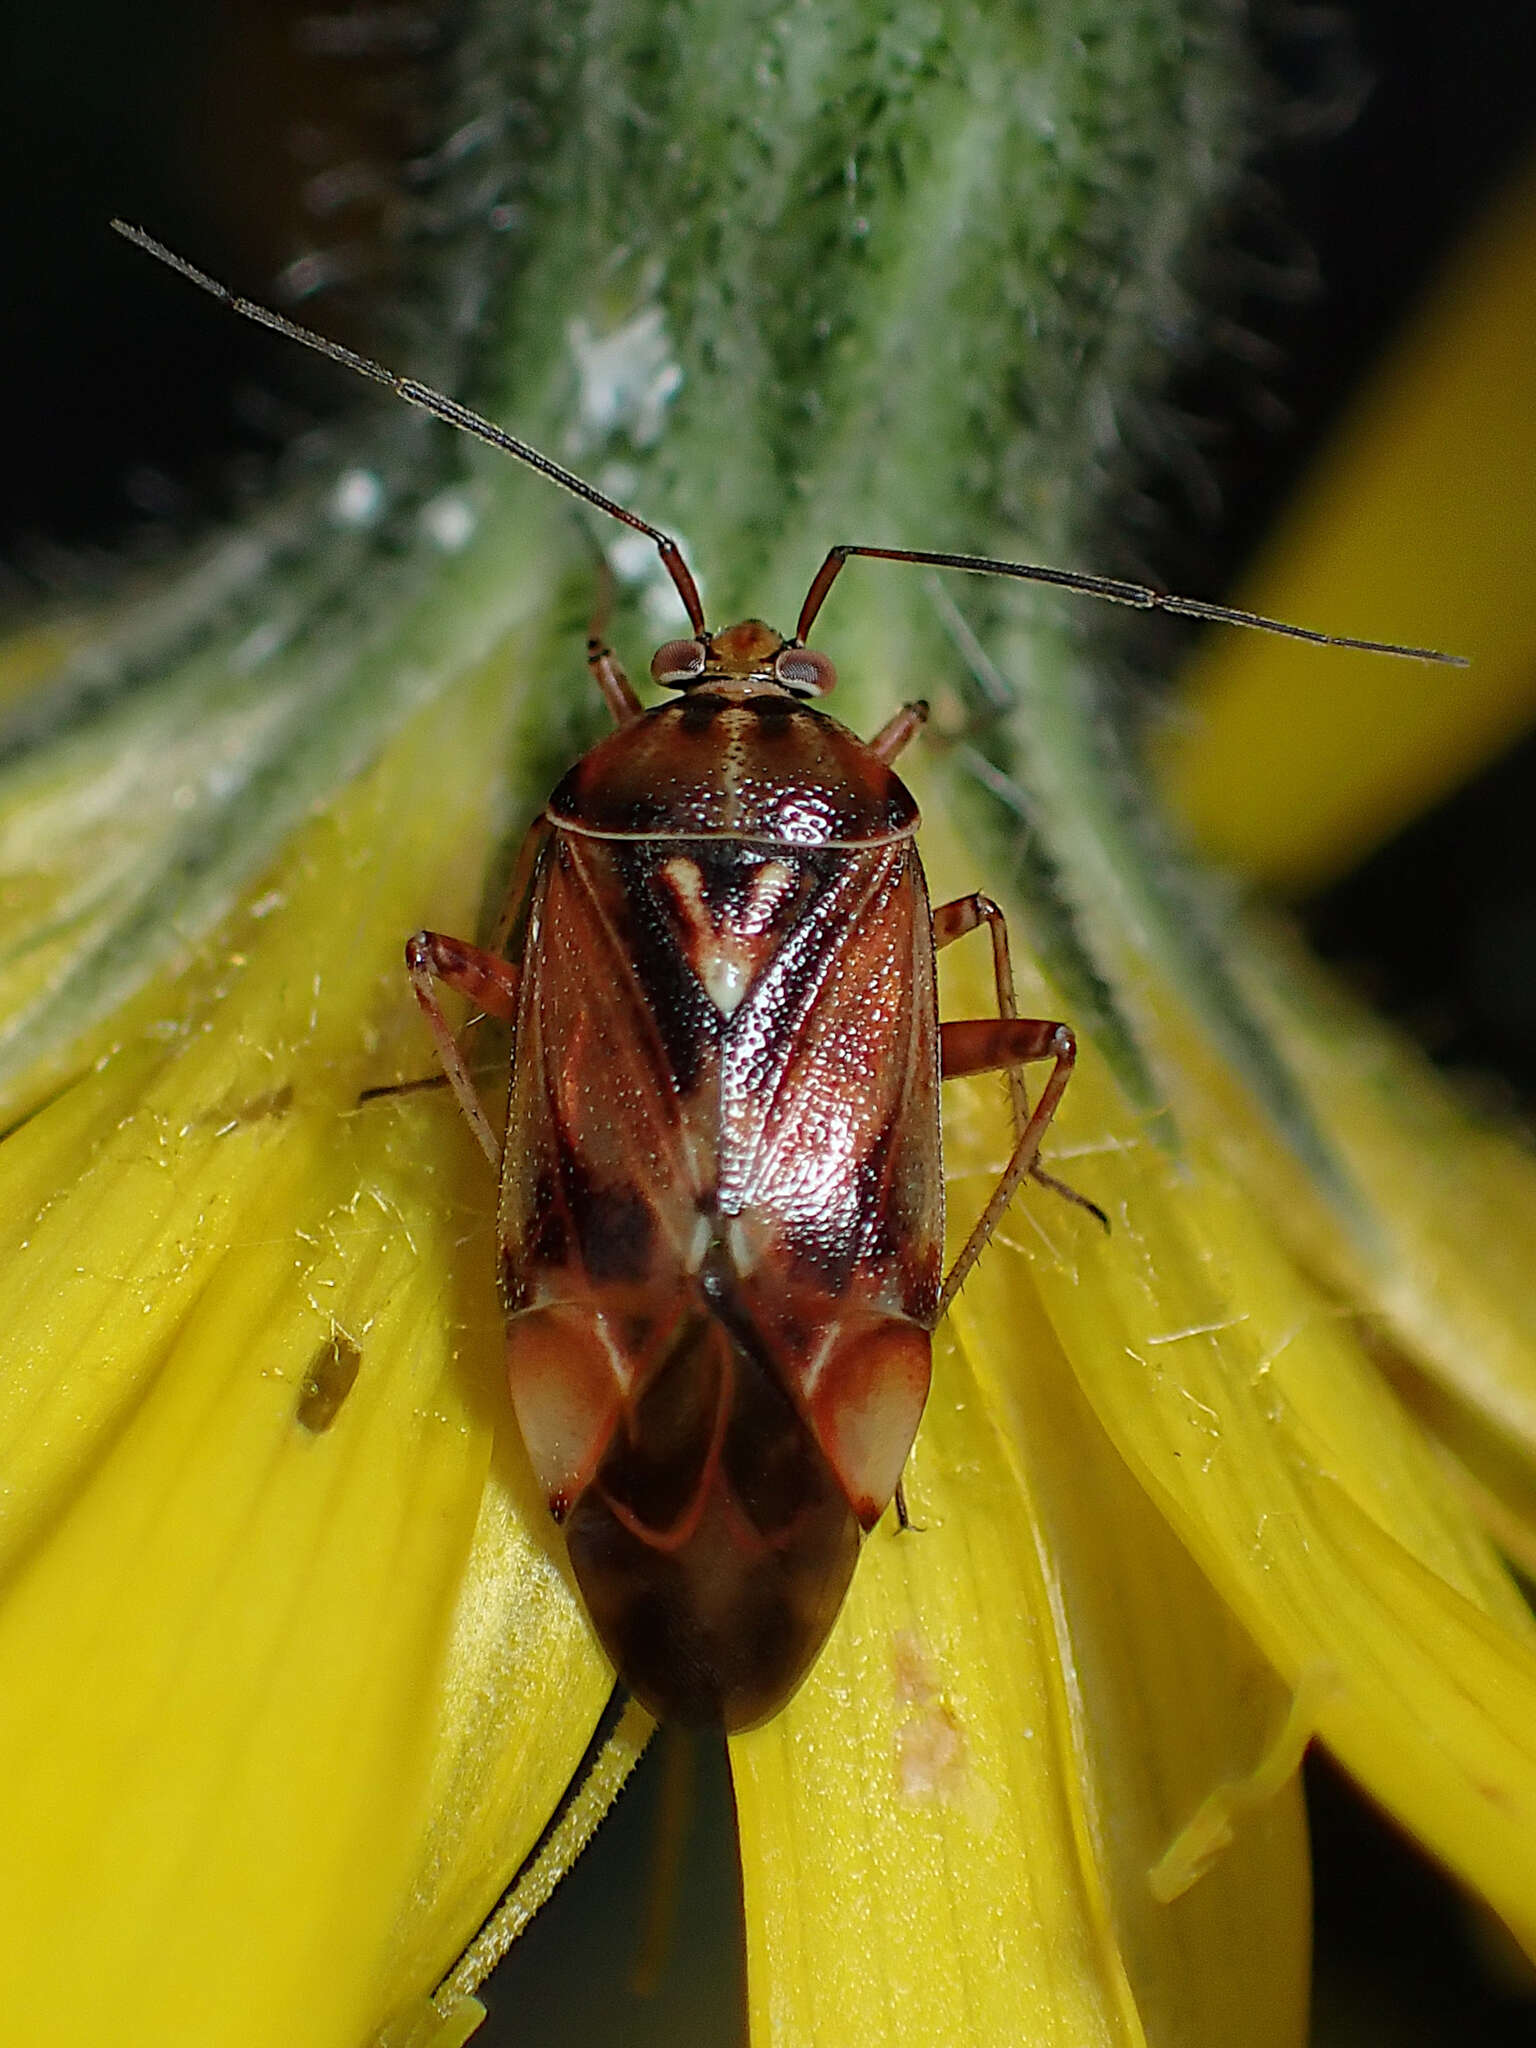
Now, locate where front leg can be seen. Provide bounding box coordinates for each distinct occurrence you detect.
[587,636,645,725]
[866,698,928,763]
[404,931,519,1167]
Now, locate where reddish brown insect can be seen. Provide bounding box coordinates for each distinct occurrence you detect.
[407,612,1093,1730]
[115,221,1462,1730]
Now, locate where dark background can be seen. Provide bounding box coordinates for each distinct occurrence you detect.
[1,2,1533,2041]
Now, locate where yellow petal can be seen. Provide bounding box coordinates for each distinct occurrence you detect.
[371,1474,623,2028]
[733,1328,1145,2048]
[869,816,1536,1964]
[1125,144,1536,1546]
[387,1696,655,2048]
[1015,994,1536,1956]
[1380,1350,1536,1586]
[1227,916,1536,1471]
[0,651,609,2045]
[1155,149,1536,891]
[732,844,1313,2048]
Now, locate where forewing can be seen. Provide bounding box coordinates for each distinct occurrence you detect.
[510,833,715,1225]
[721,842,941,1526]
[722,841,941,1314]
[500,831,716,1508]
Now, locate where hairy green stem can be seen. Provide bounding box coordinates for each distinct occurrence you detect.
[1,0,1264,1133]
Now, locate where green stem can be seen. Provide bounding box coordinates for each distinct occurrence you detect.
[0,0,1266,1123]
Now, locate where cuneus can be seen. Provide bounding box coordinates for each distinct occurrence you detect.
[115,220,1462,1732]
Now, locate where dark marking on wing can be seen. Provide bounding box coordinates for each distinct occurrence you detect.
[562,1154,656,1283]
[718,846,897,1139]
[609,841,720,1094]
[620,1312,654,1354]
[694,842,822,922]
[780,1121,899,1295]
[597,1308,721,1531]
[526,1164,570,1270]
[697,1241,825,1534]
[720,1333,831,1532]
[716,838,943,1328]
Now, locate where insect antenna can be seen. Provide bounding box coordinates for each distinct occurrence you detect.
[110,220,707,636]
[112,221,1461,670]
[796,543,1466,667]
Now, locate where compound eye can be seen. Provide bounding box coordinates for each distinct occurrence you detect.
[774,646,837,696]
[650,638,707,686]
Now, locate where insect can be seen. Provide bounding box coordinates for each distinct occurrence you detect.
[114,221,1461,1730]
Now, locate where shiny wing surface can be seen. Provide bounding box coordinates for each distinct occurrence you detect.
[720,839,942,1321]
[500,829,718,1512]
[717,840,941,1527]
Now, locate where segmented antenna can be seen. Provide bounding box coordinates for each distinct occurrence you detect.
[796,544,1466,666]
[110,220,706,635]
[113,220,1465,669]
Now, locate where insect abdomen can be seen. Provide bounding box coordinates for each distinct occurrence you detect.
[561,1300,862,1729]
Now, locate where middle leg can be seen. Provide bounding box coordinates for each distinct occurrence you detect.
[932,892,1027,1130]
[933,891,1108,1313]
[933,891,1106,1213]
[938,1015,1097,1314]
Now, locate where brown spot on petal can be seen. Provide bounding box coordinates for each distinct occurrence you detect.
[895,1699,968,1801]
[891,1631,968,1800]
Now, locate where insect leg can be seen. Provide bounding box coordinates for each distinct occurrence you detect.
[578,552,646,725]
[933,891,1108,1219]
[866,699,929,763]
[892,1479,926,1532]
[359,1068,494,1104]
[937,1013,1107,1315]
[404,931,519,1166]
[932,893,1027,1132]
[587,637,645,725]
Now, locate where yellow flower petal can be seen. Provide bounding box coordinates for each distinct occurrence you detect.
[1155,149,1536,891]
[732,837,1313,2048]
[1015,1003,1536,1957]
[1226,916,1536,1469]
[0,652,609,2045]
[5,103,1531,2048]
[733,1331,1145,2048]
[390,1696,655,2048]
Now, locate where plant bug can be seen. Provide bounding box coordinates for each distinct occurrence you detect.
[113,220,1463,1730]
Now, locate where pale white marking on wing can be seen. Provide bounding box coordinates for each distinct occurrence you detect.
[656,851,797,1017]
[799,1325,838,1400]
[687,1210,714,1274]
[741,858,796,930]
[727,1217,758,1276]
